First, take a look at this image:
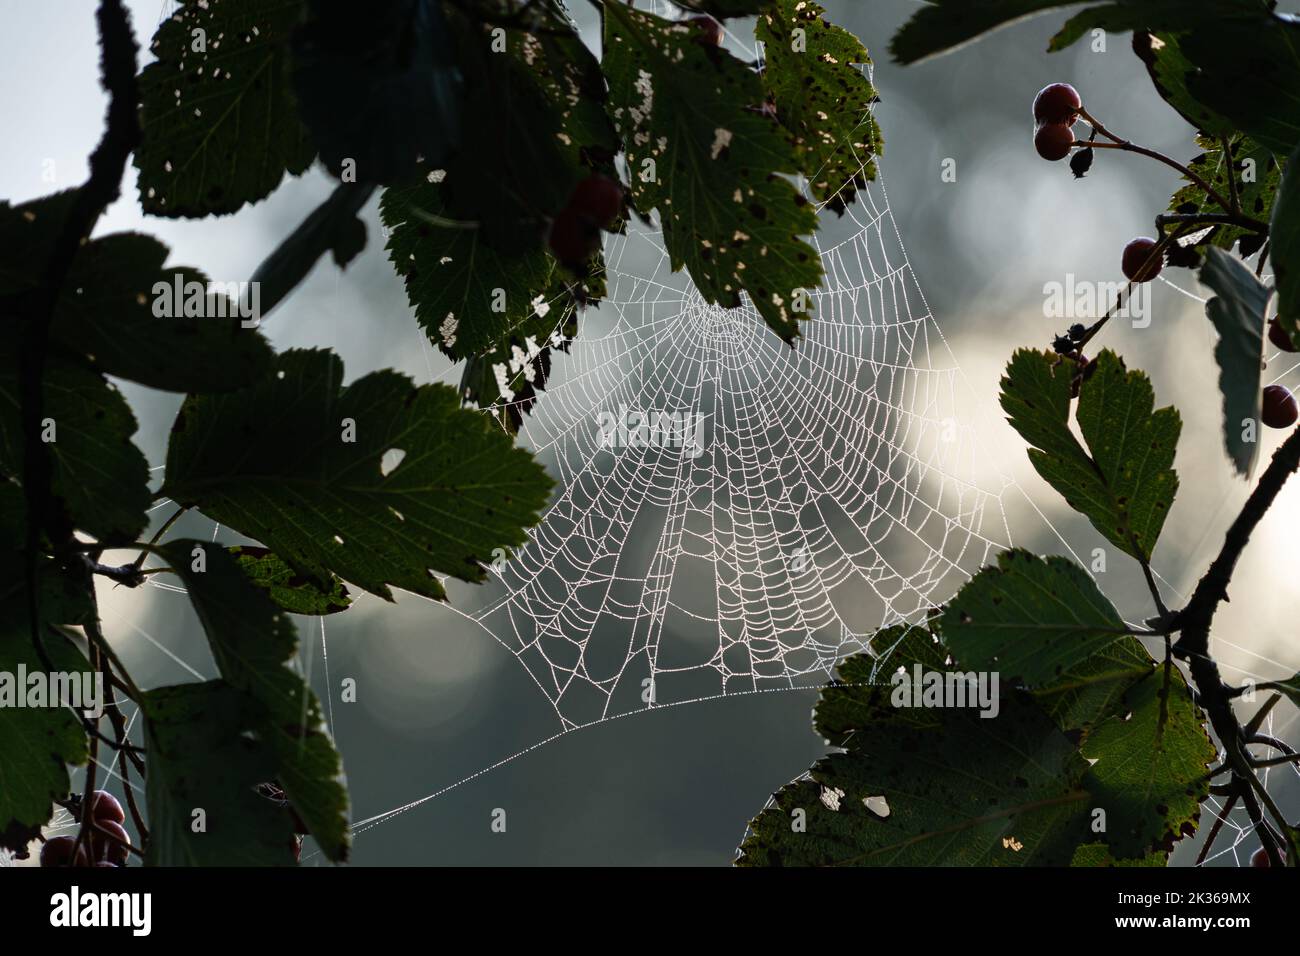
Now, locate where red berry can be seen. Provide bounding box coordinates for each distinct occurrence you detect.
[1121,237,1163,282]
[88,790,125,825]
[1034,123,1075,161]
[548,208,600,266]
[1262,384,1299,429]
[91,820,131,865]
[567,175,623,229]
[40,836,89,868]
[1268,317,1298,352]
[1251,847,1272,867]
[688,15,723,47]
[1033,83,1081,125]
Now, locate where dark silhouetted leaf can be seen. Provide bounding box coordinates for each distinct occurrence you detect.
[143,680,298,866]
[135,0,314,217]
[1200,247,1270,476]
[250,182,376,320]
[0,346,151,544]
[292,0,462,183]
[1272,144,1300,343]
[161,349,553,601]
[0,619,89,857]
[155,540,348,860]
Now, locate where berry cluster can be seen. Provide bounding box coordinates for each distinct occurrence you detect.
[1032,83,1080,162]
[40,791,130,868]
[1033,83,1297,431]
[548,174,624,267]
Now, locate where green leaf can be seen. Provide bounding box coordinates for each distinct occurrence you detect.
[290,0,463,183]
[135,0,314,217]
[156,540,349,860]
[756,0,882,214]
[1168,134,1278,256]
[143,680,298,866]
[440,11,602,250]
[161,348,553,601]
[0,194,275,392]
[54,233,275,392]
[1200,247,1270,476]
[1070,843,1169,866]
[1175,15,1300,158]
[0,620,89,857]
[739,640,1092,866]
[1272,144,1300,342]
[604,5,822,342]
[1032,635,1155,739]
[1082,665,1215,858]
[1000,349,1180,563]
[0,347,151,544]
[457,292,582,434]
[230,545,351,616]
[940,550,1128,688]
[890,0,1080,65]
[1049,2,1259,53]
[0,190,79,295]
[1133,33,1237,139]
[381,177,563,361]
[0,483,97,627]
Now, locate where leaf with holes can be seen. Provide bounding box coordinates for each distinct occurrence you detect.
[135,0,314,217]
[1201,247,1270,476]
[439,10,605,251]
[161,348,552,601]
[1082,665,1216,858]
[156,540,348,859]
[940,550,1130,688]
[230,545,350,616]
[738,643,1092,866]
[756,0,882,214]
[604,5,821,342]
[1000,349,1180,563]
[381,176,563,361]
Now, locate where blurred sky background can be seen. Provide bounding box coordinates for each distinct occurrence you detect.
[4,0,1298,865]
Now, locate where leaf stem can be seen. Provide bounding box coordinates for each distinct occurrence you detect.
[1077,108,1249,222]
